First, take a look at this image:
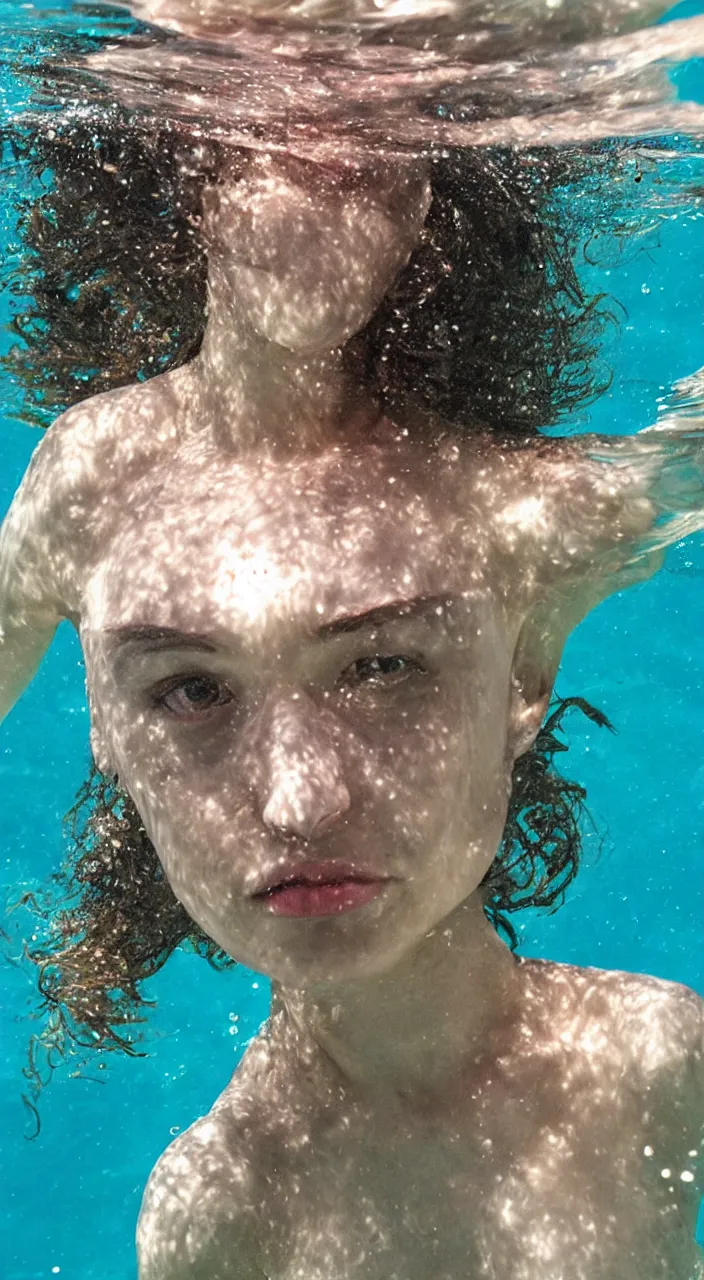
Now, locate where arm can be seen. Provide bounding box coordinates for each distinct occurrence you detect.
[0,437,66,722]
[139,1238,270,1280]
[0,377,171,725]
[137,1121,271,1280]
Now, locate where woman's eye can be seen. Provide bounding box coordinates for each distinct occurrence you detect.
[339,655,426,689]
[155,676,233,719]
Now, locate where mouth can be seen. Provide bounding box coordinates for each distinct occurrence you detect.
[252,860,393,918]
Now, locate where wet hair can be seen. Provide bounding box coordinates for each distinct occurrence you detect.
[1,108,608,432]
[19,698,611,1099]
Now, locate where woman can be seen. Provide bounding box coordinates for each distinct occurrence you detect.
[2,112,704,1277]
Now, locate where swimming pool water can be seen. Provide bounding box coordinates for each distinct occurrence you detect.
[0,4,703,1277]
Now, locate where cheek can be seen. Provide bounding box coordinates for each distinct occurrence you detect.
[123,761,256,943]
[350,683,511,843]
[122,740,244,845]
[389,705,511,903]
[89,692,248,892]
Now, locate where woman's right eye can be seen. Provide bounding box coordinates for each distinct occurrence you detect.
[153,675,234,720]
[338,654,426,689]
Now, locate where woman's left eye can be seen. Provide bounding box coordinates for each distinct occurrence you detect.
[338,655,426,689]
[154,675,234,719]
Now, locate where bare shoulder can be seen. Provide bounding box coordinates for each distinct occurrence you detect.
[137,1086,269,1280]
[2,367,196,598]
[525,957,703,1086]
[28,365,193,491]
[137,1025,313,1280]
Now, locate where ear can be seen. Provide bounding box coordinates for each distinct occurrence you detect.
[89,706,116,779]
[506,570,614,761]
[507,542,665,763]
[507,609,564,762]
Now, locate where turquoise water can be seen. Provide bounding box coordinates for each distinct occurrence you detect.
[0,4,703,1277]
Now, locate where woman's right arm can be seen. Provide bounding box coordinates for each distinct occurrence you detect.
[137,1119,271,1280]
[0,437,66,723]
[0,379,166,725]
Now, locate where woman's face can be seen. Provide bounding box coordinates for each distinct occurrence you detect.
[82,434,535,987]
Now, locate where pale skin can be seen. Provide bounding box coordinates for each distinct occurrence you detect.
[2,151,704,1280]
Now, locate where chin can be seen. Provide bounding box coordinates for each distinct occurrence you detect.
[251,915,432,988]
[267,949,408,989]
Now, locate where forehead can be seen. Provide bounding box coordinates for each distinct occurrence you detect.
[84,439,497,635]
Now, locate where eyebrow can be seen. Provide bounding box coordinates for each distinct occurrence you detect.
[105,595,454,658]
[317,594,454,639]
[104,625,218,655]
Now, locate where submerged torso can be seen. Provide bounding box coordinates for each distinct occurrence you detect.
[139,959,704,1280]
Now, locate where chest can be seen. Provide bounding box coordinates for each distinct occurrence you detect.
[258,1077,702,1280]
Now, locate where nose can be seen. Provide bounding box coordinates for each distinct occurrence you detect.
[253,694,351,841]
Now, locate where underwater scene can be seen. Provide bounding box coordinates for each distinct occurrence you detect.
[1,1,704,1278]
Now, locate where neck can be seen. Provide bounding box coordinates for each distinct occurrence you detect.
[192,261,378,453]
[272,895,523,1104]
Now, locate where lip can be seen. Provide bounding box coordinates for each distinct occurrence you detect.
[252,860,393,919]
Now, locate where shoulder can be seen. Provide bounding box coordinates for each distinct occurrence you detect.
[137,1100,267,1280]
[527,957,703,1085]
[28,366,192,488]
[3,368,195,599]
[137,1028,314,1280]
